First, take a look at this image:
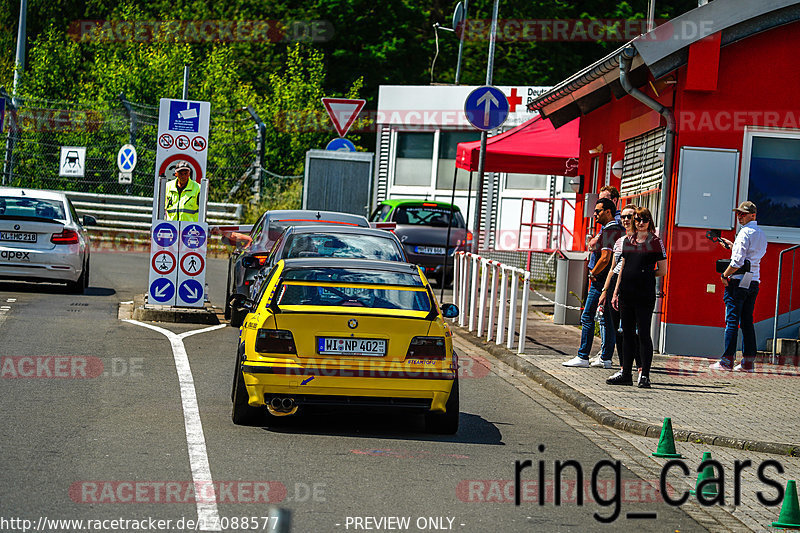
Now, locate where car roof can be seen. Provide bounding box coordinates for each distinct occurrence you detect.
[281,258,421,273]
[284,225,399,238]
[264,210,369,226]
[378,199,460,211]
[0,187,68,202]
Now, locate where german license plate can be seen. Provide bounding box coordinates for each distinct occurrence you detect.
[318,337,386,356]
[0,231,36,243]
[415,246,445,255]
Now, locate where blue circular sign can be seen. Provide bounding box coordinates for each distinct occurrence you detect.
[464,85,509,131]
[149,278,175,303]
[326,138,356,152]
[179,279,204,304]
[153,222,178,247]
[181,224,206,249]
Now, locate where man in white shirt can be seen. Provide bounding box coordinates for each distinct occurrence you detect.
[710,201,768,372]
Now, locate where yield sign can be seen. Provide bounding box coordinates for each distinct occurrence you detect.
[321,98,365,138]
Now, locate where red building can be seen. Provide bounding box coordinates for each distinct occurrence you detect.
[528,0,800,356]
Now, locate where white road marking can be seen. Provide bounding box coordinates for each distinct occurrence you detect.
[123,320,226,531]
[6,298,16,302]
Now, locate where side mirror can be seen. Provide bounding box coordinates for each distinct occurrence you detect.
[82,215,97,226]
[441,303,459,318]
[229,294,255,328]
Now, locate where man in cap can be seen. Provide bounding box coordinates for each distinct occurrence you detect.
[164,160,201,222]
[710,201,767,372]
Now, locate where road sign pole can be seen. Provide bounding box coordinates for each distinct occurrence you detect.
[472,0,500,253]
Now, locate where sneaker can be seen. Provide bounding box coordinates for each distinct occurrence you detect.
[733,364,754,373]
[589,353,602,366]
[562,356,590,368]
[606,371,633,385]
[709,361,733,371]
[638,375,651,388]
[590,358,613,369]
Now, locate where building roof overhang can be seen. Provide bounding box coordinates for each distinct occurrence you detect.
[528,0,800,128]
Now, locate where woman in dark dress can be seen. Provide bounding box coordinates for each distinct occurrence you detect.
[607,207,667,388]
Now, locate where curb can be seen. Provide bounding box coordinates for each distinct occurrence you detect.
[129,294,222,325]
[452,325,800,457]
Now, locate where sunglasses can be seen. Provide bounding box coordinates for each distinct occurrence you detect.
[593,208,606,215]
[621,214,633,220]
[634,217,650,223]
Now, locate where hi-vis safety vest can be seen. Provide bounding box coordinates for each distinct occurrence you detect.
[164,179,201,222]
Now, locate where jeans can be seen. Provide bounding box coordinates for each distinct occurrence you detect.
[578,281,616,359]
[721,280,760,368]
[599,274,625,364]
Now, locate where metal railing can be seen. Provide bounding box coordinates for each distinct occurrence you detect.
[517,197,575,253]
[452,251,531,354]
[772,243,800,363]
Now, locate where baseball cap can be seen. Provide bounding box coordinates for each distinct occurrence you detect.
[175,161,191,171]
[733,201,756,214]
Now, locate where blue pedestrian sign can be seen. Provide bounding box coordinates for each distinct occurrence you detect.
[464,86,509,131]
[149,278,175,303]
[181,224,206,249]
[117,144,137,172]
[326,138,356,152]
[179,279,204,304]
[153,222,178,247]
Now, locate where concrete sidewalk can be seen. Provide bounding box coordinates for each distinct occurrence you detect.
[453,309,800,456]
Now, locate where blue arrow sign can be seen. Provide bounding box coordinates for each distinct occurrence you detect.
[179,279,204,304]
[149,278,175,303]
[326,138,356,152]
[464,86,509,131]
[153,222,178,247]
[181,224,206,249]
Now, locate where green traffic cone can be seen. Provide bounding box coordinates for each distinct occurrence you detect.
[652,417,682,458]
[772,480,800,529]
[689,452,718,496]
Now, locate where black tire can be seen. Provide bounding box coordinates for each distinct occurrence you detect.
[425,378,459,434]
[224,262,233,320]
[231,353,262,426]
[67,257,87,294]
[82,256,90,289]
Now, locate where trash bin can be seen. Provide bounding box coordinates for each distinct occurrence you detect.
[554,250,589,325]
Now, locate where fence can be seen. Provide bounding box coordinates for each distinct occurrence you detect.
[0,92,267,204]
[452,251,532,354]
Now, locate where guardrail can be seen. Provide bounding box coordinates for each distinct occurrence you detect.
[452,251,531,354]
[59,190,243,235]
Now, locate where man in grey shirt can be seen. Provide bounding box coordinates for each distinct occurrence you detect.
[710,201,768,372]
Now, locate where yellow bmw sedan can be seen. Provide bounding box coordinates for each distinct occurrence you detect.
[231,258,460,434]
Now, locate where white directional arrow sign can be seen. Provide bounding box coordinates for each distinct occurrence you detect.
[476,91,499,127]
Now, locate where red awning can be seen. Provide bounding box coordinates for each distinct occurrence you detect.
[456,115,580,176]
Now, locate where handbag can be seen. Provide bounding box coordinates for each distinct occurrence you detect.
[716,258,750,274]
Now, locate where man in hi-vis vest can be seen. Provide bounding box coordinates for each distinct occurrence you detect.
[164,161,201,221]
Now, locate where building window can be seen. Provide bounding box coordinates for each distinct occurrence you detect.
[435,131,480,190]
[621,127,665,223]
[741,129,800,241]
[394,132,433,186]
[506,173,548,190]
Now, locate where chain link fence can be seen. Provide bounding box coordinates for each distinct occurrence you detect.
[0,92,264,203]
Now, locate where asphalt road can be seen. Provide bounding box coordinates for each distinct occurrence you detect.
[0,251,708,533]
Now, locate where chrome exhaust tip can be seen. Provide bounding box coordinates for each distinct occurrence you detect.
[281,398,294,410]
[270,397,283,410]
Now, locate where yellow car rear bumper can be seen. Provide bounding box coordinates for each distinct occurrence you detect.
[241,362,455,412]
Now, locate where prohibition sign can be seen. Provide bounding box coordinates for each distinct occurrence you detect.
[159,133,174,149]
[191,136,207,151]
[176,135,190,150]
[152,250,176,275]
[180,252,204,276]
[159,154,203,182]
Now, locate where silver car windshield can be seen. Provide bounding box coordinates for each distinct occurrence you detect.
[283,234,403,261]
[0,196,67,222]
